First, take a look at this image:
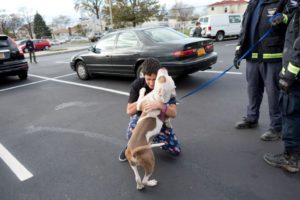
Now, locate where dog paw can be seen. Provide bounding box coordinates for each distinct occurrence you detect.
[145,179,158,186]
[136,183,145,190]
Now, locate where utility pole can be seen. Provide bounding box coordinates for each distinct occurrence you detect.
[109,0,113,28]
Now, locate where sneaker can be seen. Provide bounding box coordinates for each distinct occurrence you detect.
[260,129,281,141]
[235,117,258,129]
[118,146,127,162]
[263,152,299,173]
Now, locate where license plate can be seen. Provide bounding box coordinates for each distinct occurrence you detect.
[197,48,206,56]
[0,53,5,59]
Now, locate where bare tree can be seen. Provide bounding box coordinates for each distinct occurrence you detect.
[52,15,71,29]
[170,1,195,22]
[7,14,24,38]
[74,0,104,19]
[0,10,9,34]
[18,7,34,38]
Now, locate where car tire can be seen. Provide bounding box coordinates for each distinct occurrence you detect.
[44,46,49,50]
[76,61,90,80]
[216,31,225,41]
[136,65,144,78]
[18,71,28,80]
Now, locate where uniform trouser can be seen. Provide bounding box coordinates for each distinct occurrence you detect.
[29,51,37,63]
[245,61,282,131]
[280,84,300,152]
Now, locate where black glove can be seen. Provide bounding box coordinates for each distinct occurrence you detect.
[271,15,285,27]
[279,78,294,93]
[279,67,297,93]
[233,49,241,69]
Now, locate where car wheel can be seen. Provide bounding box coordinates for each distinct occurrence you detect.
[76,61,90,80]
[44,46,49,50]
[18,71,28,80]
[136,65,144,78]
[216,31,225,41]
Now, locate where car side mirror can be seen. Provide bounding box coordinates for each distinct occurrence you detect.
[88,46,96,52]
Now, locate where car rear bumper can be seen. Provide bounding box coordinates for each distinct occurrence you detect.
[0,61,28,76]
[161,52,218,76]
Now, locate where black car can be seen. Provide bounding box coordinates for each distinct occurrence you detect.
[0,35,28,80]
[70,27,218,80]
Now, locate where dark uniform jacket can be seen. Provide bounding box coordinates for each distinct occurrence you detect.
[282,6,300,84]
[238,0,289,62]
[193,27,202,37]
[25,40,35,52]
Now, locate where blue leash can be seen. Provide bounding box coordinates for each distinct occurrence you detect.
[178,13,282,101]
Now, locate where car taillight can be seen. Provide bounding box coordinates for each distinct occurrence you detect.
[173,49,197,57]
[9,37,25,58]
[204,44,214,53]
[208,26,212,31]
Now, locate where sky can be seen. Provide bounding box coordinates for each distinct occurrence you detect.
[2,0,218,24]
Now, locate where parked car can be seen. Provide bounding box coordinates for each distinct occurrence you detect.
[88,32,103,42]
[197,13,243,41]
[18,39,51,52]
[48,39,62,45]
[70,26,217,80]
[70,36,89,42]
[0,35,28,80]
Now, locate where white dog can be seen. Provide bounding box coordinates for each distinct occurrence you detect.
[125,68,176,190]
[136,68,176,141]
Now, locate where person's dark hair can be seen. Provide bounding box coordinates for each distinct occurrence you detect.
[141,57,162,75]
[196,22,200,26]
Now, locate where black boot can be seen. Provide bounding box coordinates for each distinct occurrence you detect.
[260,129,282,141]
[263,150,300,173]
[235,117,258,129]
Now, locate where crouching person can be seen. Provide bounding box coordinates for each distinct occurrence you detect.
[118,58,181,162]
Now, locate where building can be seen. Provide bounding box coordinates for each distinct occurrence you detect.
[207,0,248,14]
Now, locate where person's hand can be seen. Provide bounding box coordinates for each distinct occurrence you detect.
[271,15,285,27]
[143,101,163,113]
[278,65,297,93]
[279,78,294,93]
[233,55,241,69]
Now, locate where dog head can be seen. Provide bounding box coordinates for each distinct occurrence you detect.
[154,68,176,103]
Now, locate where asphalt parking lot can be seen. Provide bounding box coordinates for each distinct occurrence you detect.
[0,40,299,200]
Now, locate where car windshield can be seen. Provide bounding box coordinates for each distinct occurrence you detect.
[142,27,188,42]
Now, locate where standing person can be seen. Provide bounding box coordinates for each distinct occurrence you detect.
[192,22,202,37]
[118,58,181,162]
[233,0,289,141]
[25,35,37,64]
[264,1,300,173]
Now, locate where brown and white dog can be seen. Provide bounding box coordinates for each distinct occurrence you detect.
[125,68,176,190]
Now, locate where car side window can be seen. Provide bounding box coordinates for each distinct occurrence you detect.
[229,15,241,23]
[116,32,138,48]
[96,33,116,50]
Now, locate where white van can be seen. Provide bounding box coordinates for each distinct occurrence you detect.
[199,13,243,41]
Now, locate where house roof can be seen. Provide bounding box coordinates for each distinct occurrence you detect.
[209,0,248,6]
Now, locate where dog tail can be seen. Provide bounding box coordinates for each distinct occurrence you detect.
[132,143,165,158]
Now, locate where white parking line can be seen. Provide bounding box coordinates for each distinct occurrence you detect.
[0,79,48,93]
[0,143,33,181]
[200,70,243,75]
[225,43,238,46]
[29,73,130,96]
[55,61,69,64]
